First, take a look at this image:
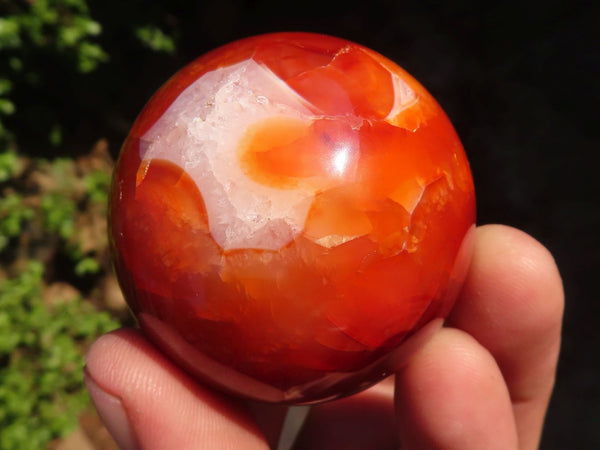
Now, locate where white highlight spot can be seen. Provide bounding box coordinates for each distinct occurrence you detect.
[331,144,351,176]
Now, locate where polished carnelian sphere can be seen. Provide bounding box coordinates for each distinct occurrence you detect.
[110,32,476,404]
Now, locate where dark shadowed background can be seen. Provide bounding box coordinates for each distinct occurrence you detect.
[81,1,600,447]
[108,2,598,447]
[3,0,597,447]
[97,2,598,446]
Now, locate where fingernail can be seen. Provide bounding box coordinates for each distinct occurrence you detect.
[84,368,139,450]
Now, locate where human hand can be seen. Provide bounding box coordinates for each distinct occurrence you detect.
[84,224,563,449]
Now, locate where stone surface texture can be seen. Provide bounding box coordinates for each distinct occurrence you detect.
[110,33,476,404]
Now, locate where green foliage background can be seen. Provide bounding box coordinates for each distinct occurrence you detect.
[0,262,118,449]
[0,0,179,151]
[0,0,180,447]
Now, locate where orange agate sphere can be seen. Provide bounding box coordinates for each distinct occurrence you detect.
[110,32,476,404]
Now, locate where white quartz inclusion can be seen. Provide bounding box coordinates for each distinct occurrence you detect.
[139,59,318,251]
[139,55,421,251]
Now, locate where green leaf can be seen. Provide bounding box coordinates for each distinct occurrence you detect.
[77,41,108,73]
[41,193,75,239]
[0,150,18,182]
[79,17,102,36]
[0,193,34,251]
[74,256,100,276]
[0,18,21,49]
[135,25,176,54]
[0,79,12,96]
[85,169,111,203]
[0,99,15,115]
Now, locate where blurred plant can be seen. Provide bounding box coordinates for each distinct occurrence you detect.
[0,2,182,446]
[41,192,76,241]
[1,153,112,274]
[84,168,112,204]
[135,24,176,54]
[0,143,121,448]
[0,0,177,150]
[0,261,119,449]
[0,192,34,251]
[0,149,19,182]
[0,0,108,147]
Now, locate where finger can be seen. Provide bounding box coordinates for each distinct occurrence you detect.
[293,377,399,450]
[448,224,564,449]
[85,328,271,450]
[395,327,519,449]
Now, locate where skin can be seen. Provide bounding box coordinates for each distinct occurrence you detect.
[85,224,564,449]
